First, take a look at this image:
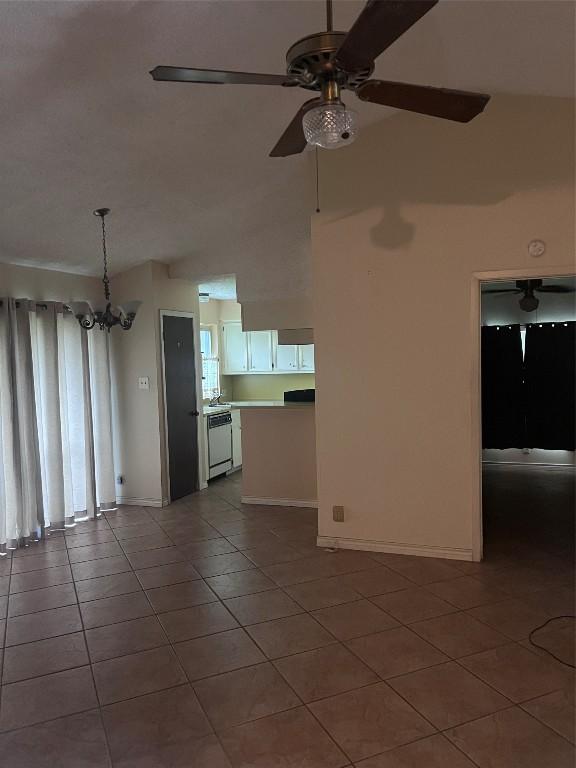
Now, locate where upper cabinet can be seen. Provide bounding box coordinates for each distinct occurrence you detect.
[221,323,314,374]
[275,339,298,371]
[248,331,273,372]
[222,323,248,373]
[299,344,315,371]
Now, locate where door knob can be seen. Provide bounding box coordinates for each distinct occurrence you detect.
[189,410,199,417]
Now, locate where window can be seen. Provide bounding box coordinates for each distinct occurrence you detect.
[200,325,220,399]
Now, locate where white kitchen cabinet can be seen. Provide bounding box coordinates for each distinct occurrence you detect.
[299,344,315,371]
[222,323,248,373]
[275,335,298,372]
[248,331,273,372]
[221,323,315,375]
[231,410,242,469]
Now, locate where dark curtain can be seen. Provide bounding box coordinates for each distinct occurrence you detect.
[524,322,576,450]
[481,325,526,448]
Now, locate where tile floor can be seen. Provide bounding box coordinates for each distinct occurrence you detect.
[0,465,574,767]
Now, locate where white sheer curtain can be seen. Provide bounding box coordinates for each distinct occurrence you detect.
[0,298,116,552]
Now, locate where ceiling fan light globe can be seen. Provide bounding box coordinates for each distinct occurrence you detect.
[302,103,358,150]
[519,295,539,312]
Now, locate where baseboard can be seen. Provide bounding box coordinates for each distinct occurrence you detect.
[116,496,165,508]
[241,496,318,508]
[483,461,575,468]
[316,535,473,562]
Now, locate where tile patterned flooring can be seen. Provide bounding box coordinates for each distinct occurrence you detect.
[0,465,574,766]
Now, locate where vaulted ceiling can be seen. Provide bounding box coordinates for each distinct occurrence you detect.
[1,1,574,303]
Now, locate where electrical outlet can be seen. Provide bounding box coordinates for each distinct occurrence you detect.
[333,505,345,523]
[138,376,150,390]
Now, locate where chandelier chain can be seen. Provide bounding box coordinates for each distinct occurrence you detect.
[100,215,111,302]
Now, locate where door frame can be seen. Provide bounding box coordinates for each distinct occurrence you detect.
[159,310,206,504]
[471,264,576,561]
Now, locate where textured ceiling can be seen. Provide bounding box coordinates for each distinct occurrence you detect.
[198,274,237,301]
[1,1,574,303]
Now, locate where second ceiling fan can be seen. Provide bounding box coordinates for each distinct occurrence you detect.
[150,0,490,156]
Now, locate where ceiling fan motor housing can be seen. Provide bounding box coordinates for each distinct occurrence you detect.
[286,32,374,91]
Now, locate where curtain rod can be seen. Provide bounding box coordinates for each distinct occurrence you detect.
[0,300,72,313]
[0,300,50,309]
[484,321,574,327]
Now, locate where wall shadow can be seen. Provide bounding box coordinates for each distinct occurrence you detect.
[319,94,575,249]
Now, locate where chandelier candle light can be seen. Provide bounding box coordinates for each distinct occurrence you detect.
[70,208,141,332]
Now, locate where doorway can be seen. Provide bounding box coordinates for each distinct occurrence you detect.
[479,274,575,564]
[161,312,201,501]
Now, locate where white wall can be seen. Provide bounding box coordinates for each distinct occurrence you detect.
[312,95,575,561]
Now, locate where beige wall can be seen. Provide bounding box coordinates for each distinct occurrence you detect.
[0,262,101,303]
[1,260,204,506]
[241,407,317,504]
[199,299,242,326]
[312,95,575,560]
[242,297,313,332]
[110,262,163,505]
[229,373,315,401]
[111,261,203,505]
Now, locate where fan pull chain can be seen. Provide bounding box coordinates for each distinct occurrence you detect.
[315,147,320,213]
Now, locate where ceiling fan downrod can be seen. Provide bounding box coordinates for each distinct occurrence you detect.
[326,0,333,32]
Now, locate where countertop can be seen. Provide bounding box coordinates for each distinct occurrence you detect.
[203,400,314,416]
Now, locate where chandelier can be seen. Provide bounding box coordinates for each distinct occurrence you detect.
[70,208,141,332]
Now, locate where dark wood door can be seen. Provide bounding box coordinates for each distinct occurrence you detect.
[162,315,199,500]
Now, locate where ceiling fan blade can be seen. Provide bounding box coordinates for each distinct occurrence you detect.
[150,66,298,87]
[356,79,490,122]
[536,286,576,293]
[482,289,522,295]
[269,99,322,157]
[335,0,438,71]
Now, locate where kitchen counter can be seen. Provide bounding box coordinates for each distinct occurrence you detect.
[203,400,314,416]
[202,404,231,416]
[230,400,314,409]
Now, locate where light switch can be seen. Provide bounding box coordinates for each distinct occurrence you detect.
[138,376,150,390]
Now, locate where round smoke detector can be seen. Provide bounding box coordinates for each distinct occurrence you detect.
[528,239,546,258]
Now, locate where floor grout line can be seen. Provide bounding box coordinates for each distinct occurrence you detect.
[0,478,573,765]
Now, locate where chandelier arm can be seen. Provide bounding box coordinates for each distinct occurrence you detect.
[78,315,96,330]
[77,207,138,333]
[120,316,135,330]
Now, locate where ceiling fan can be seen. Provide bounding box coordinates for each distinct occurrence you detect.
[483,279,576,313]
[150,0,490,156]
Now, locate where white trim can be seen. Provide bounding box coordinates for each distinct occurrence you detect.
[317,536,473,561]
[241,496,318,508]
[159,310,205,503]
[117,496,165,508]
[472,265,576,562]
